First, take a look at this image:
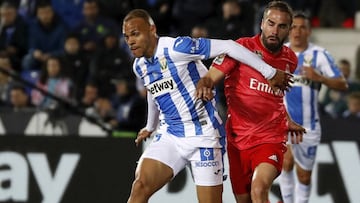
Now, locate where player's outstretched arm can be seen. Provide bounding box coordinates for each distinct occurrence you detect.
[209,39,293,92]
[268,69,293,93]
[301,66,348,91]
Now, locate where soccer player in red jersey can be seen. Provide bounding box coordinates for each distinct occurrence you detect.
[196,1,306,203]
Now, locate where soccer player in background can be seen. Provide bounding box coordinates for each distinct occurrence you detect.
[196,1,306,203]
[122,8,292,203]
[278,11,348,203]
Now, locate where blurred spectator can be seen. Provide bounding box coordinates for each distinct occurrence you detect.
[132,0,173,36]
[171,0,219,35]
[31,56,73,109]
[79,81,98,109]
[283,0,321,23]
[97,0,133,25]
[190,25,209,39]
[190,24,211,67]
[110,73,146,132]
[0,1,28,72]
[89,32,132,98]
[73,0,120,55]
[342,91,360,118]
[9,84,34,111]
[135,77,147,98]
[318,0,356,28]
[18,0,37,20]
[356,45,360,80]
[321,59,360,117]
[0,53,14,106]
[284,0,319,12]
[58,33,90,101]
[22,1,68,70]
[205,0,254,40]
[50,0,85,29]
[85,96,117,128]
[0,0,20,7]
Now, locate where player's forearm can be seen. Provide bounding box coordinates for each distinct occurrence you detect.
[145,92,160,132]
[206,66,225,85]
[321,76,348,91]
[209,39,276,79]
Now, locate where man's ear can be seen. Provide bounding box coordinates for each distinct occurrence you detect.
[260,19,264,31]
[150,24,157,35]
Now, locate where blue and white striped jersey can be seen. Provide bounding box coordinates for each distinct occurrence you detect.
[133,36,224,140]
[285,43,342,133]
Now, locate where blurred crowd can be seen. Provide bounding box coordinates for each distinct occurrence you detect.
[0,0,359,134]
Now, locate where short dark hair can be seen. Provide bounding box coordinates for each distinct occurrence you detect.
[11,84,27,93]
[347,91,360,101]
[339,58,351,66]
[84,0,98,4]
[65,32,80,41]
[292,10,311,27]
[123,9,155,26]
[36,0,52,10]
[293,11,310,20]
[0,1,18,9]
[263,1,294,25]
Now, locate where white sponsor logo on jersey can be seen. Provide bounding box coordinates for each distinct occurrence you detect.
[147,77,177,98]
[291,74,311,87]
[213,54,225,65]
[249,78,283,96]
[268,154,278,162]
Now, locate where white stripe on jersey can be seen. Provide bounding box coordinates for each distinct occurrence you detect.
[284,43,342,133]
[133,36,223,139]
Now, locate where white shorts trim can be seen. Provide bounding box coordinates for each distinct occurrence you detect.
[289,130,321,171]
[140,132,224,186]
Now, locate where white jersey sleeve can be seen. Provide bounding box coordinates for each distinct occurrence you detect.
[145,91,160,132]
[170,37,276,79]
[209,39,276,79]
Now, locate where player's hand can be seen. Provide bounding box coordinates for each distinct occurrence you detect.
[195,77,214,101]
[268,69,293,93]
[301,66,323,82]
[288,120,306,144]
[135,128,152,146]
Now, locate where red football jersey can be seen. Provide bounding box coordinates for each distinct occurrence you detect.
[212,34,297,150]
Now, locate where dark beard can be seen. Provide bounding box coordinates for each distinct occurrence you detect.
[262,36,285,53]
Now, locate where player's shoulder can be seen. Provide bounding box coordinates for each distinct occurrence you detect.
[171,35,211,55]
[308,43,326,52]
[306,43,334,59]
[157,36,195,54]
[235,36,256,47]
[158,36,194,49]
[132,58,145,78]
[157,36,177,47]
[282,45,297,60]
[280,45,298,70]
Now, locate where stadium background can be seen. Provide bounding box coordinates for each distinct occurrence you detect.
[1,0,360,202]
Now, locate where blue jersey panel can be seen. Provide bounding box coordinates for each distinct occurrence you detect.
[134,37,223,141]
[173,37,211,59]
[285,43,342,131]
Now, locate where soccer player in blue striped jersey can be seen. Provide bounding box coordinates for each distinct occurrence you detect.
[279,11,348,203]
[123,9,292,203]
